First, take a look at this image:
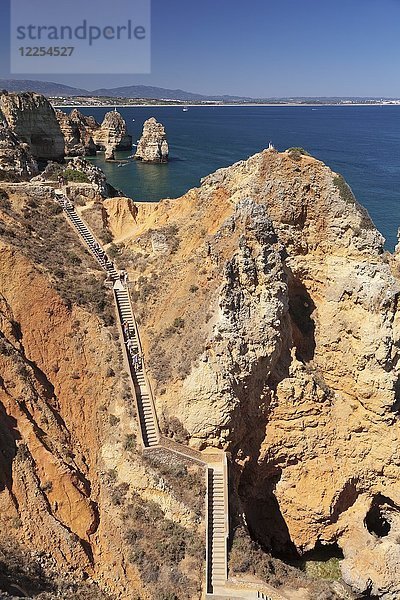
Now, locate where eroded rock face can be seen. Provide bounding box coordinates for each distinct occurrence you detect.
[92,111,132,161]
[114,148,400,598]
[135,117,169,162]
[0,125,38,178]
[56,108,98,157]
[0,92,64,161]
[0,185,204,599]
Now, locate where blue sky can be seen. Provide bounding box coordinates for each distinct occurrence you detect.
[1,0,400,96]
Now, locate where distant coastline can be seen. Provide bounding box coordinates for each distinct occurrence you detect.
[52,101,400,109]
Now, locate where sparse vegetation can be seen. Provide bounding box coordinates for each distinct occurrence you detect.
[107,243,120,259]
[332,174,375,231]
[124,433,137,452]
[229,527,345,595]
[0,169,22,182]
[162,415,190,444]
[164,317,185,337]
[332,174,354,204]
[109,414,120,426]
[81,202,113,245]
[0,190,115,326]
[142,451,205,518]
[63,168,90,183]
[111,482,130,506]
[122,492,203,598]
[287,147,311,161]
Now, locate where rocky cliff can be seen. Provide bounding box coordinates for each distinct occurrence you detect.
[1,145,400,599]
[0,92,64,161]
[135,117,169,163]
[106,147,400,599]
[55,109,98,157]
[92,111,132,161]
[0,125,38,179]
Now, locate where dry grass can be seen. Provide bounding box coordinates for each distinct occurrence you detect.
[142,450,206,518]
[0,186,115,326]
[122,492,204,599]
[229,527,346,597]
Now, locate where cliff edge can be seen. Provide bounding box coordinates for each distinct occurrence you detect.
[108,147,400,599]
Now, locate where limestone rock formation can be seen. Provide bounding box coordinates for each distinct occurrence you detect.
[56,108,98,157]
[103,197,138,239]
[67,156,109,196]
[135,117,169,163]
[92,111,132,161]
[111,147,400,599]
[0,92,64,161]
[0,125,38,178]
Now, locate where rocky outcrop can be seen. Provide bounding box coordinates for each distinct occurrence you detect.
[0,92,64,161]
[135,117,169,163]
[112,147,400,599]
[55,109,98,157]
[0,125,38,178]
[67,156,109,196]
[103,197,139,239]
[92,111,131,161]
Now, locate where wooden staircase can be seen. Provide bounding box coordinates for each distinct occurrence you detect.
[54,190,288,600]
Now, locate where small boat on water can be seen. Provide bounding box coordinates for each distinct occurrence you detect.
[182,107,189,112]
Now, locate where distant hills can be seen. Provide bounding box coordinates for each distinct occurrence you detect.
[0,79,398,105]
[0,79,252,101]
[0,79,89,96]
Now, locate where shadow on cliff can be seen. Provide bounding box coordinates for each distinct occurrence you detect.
[227,271,318,559]
[228,332,299,558]
[236,467,299,559]
[0,394,20,494]
[287,275,316,364]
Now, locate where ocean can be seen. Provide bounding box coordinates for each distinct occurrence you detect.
[77,105,400,250]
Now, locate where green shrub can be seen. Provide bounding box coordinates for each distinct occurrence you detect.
[287,147,311,161]
[99,229,113,244]
[0,189,11,210]
[111,482,130,506]
[332,174,355,204]
[107,243,119,259]
[109,414,120,426]
[124,433,137,452]
[63,168,90,183]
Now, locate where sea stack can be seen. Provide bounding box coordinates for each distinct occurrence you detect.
[92,110,132,161]
[55,108,98,157]
[135,117,169,163]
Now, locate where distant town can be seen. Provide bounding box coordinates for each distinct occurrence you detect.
[49,96,400,108]
[1,79,400,108]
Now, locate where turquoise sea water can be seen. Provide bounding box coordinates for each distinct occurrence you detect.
[78,105,400,250]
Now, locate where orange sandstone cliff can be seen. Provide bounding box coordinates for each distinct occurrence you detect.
[105,148,400,599]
